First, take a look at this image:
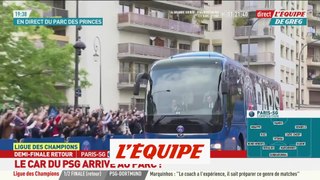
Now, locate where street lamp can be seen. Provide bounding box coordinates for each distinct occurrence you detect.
[93,36,102,106]
[297,38,320,109]
[73,0,86,109]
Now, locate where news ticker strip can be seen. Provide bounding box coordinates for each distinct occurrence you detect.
[13,170,303,179]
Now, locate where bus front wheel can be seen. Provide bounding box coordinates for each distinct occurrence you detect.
[236,143,242,150]
[236,138,244,150]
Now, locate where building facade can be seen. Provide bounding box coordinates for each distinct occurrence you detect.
[306,1,320,108]
[37,0,316,110]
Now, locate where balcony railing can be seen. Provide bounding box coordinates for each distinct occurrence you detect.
[43,7,68,18]
[307,78,320,89]
[235,26,274,38]
[307,33,320,45]
[313,79,320,85]
[235,1,274,11]
[118,13,203,36]
[170,1,203,8]
[118,43,192,59]
[234,52,275,65]
[311,56,320,62]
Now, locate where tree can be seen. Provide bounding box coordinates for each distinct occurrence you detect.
[232,16,249,27]
[0,1,90,108]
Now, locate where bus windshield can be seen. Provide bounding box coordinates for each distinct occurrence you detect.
[146,60,223,116]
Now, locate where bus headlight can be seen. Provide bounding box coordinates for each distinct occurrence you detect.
[211,143,222,150]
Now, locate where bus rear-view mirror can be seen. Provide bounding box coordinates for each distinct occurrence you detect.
[133,72,150,96]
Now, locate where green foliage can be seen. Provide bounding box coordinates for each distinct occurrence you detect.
[0,1,90,108]
[194,14,210,25]
[182,13,210,25]
[313,34,320,40]
[314,75,320,80]
[233,16,249,27]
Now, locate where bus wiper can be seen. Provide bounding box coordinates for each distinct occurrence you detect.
[153,115,167,126]
[153,114,193,126]
[151,89,171,95]
[153,115,217,130]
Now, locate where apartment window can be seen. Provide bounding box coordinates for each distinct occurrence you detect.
[150,36,164,46]
[134,6,145,15]
[199,43,208,51]
[286,72,289,84]
[52,0,65,9]
[301,67,304,84]
[119,62,131,73]
[179,43,191,50]
[286,47,289,60]
[214,45,222,53]
[301,43,305,61]
[135,63,149,75]
[281,69,285,82]
[150,9,165,18]
[281,1,285,9]
[119,4,130,14]
[296,65,299,83]
[281,45,285,58]
[53,29,66,36]
[214,0,222,5]
[241,43,258,55]
[291,50,294,61]
[132,98,145,111]
[200,23,208,31]
[296,28,299,37]
[265,0,271,8]
[308,47,314,57]
[213,20,222,30]
[168,39,177,48]
[281,26,285,33]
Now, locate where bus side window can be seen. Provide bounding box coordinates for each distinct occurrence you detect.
[226,93,233,127]
[227,67,244,127]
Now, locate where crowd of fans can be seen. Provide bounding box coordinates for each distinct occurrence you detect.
[0,104,145,140]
